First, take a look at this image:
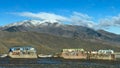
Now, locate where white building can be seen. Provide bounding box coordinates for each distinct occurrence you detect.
[98,49,114,54]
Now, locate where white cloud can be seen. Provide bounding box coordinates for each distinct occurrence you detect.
[72,12,92,20]
[98,14,120,29]
[15,11,95,28]
[70,12,95,28]
[16,12,70,23]
[14,11,120,29]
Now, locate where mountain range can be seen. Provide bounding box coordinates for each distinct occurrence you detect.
[0,20,120,54]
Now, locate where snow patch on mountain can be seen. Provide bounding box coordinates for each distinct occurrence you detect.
[4,20,62,27]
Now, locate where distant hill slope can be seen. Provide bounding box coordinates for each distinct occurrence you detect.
[0,31,119,54]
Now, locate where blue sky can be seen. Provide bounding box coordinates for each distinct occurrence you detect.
[0,0,120,34]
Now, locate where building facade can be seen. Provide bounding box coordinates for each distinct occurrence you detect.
[9,47,37,58]
[61,48,87,59]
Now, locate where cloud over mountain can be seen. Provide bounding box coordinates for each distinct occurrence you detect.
[70,12,95,28]
[98,14,120,29]
[14,12,95,28]
[15,12,70,23]
[14,11,120,29]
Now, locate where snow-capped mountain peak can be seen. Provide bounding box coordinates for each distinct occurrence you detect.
[4,19,62,27]
[5,20,41,27]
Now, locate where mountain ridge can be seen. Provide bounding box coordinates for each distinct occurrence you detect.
[0,20,120,53]
[1,20,120,44]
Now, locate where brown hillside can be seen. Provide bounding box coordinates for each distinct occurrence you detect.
[0,31,119,54]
